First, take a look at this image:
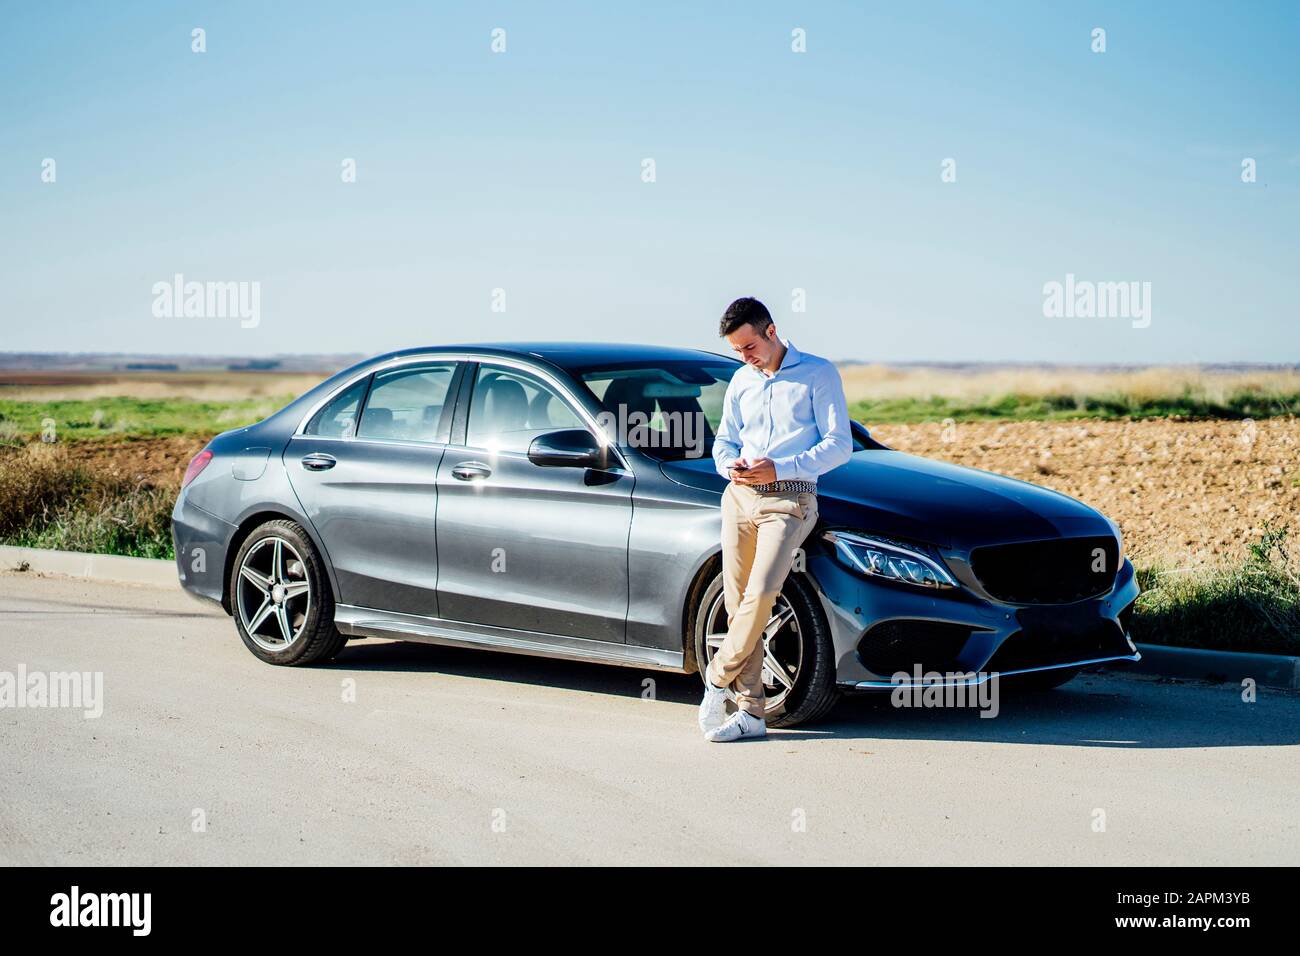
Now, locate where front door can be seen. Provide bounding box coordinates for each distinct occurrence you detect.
[434,362,633,642]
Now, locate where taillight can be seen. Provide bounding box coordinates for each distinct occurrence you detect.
[182,450,213,489]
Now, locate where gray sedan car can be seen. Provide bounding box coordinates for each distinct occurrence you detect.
[172,343,1140,726]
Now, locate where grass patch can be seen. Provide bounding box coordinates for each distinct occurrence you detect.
[0,444,175,559]
[3,384,1296,440]
[852,388,1300,423]
[0,396,290,441]
[1132,523,1300,656]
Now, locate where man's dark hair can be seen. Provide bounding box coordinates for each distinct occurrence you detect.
[719,297,773,337]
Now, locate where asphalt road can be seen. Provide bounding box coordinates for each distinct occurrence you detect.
[2,571,1297,866]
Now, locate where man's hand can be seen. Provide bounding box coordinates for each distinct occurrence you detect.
[730,457,776,485]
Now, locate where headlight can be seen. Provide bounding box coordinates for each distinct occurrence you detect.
[822,530,957,590]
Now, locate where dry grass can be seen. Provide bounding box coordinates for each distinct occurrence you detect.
[0,443,174,558]
[837,364,1300,408]
[0,370,322,403]
[3,423,1296,651]
[875,418,1300,572]
[1132,523,1300,654]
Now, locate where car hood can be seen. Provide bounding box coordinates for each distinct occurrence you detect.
[658,450,1111,550]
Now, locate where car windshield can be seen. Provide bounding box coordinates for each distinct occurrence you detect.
[571,359,739,462]
[571,356,873,462]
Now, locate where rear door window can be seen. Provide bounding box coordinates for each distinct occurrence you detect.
[356,363,459,444]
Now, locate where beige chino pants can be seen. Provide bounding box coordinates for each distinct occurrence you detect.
[704,482,819,718]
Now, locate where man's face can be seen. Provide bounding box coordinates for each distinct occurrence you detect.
[725,322,780,371]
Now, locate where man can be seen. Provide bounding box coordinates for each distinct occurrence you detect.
[699,297,853,742]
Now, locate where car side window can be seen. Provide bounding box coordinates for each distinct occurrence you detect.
[357,363,458,444]
[466,364,586,454]
[304,376,370,438]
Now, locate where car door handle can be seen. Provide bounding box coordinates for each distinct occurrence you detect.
[451,461,492,481]
[300,453,337,471]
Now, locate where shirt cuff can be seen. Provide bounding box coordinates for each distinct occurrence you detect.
[714,451,737,480]
[771,456,799,481]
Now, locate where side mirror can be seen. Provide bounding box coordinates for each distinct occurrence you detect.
[527,429,607,469]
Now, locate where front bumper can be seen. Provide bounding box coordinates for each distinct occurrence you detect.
[808,549,1142,690]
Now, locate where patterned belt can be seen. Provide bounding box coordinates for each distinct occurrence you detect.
[748,479,817,494]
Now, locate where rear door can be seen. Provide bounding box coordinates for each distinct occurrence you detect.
[285,361,463,616]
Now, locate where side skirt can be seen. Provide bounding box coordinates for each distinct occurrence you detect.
[334,604,686,672]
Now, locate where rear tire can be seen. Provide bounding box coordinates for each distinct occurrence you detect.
[229,519,347,666]
[692,570,840,728]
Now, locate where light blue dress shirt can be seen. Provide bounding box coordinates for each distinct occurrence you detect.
[712,338,854,483]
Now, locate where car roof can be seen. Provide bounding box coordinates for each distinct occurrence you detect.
[373,341,738,369]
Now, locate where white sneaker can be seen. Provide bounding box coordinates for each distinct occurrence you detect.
[698,677,728,733]
[705,709,767,743]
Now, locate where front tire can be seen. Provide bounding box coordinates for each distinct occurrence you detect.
[692,570,840,728]
[229,519,347,666]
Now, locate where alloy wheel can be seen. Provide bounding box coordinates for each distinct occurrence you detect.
[701,591,804,712]
[236,536,312,652]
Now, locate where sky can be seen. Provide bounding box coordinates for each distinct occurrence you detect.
[0,1,1297,364]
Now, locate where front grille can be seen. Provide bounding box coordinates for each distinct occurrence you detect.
[984,621,1132,673]
[970,535,1119,604]
[857,620,976,677]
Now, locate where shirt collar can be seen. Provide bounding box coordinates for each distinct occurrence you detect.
[777,337,802,370]
[752,337,800,378]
